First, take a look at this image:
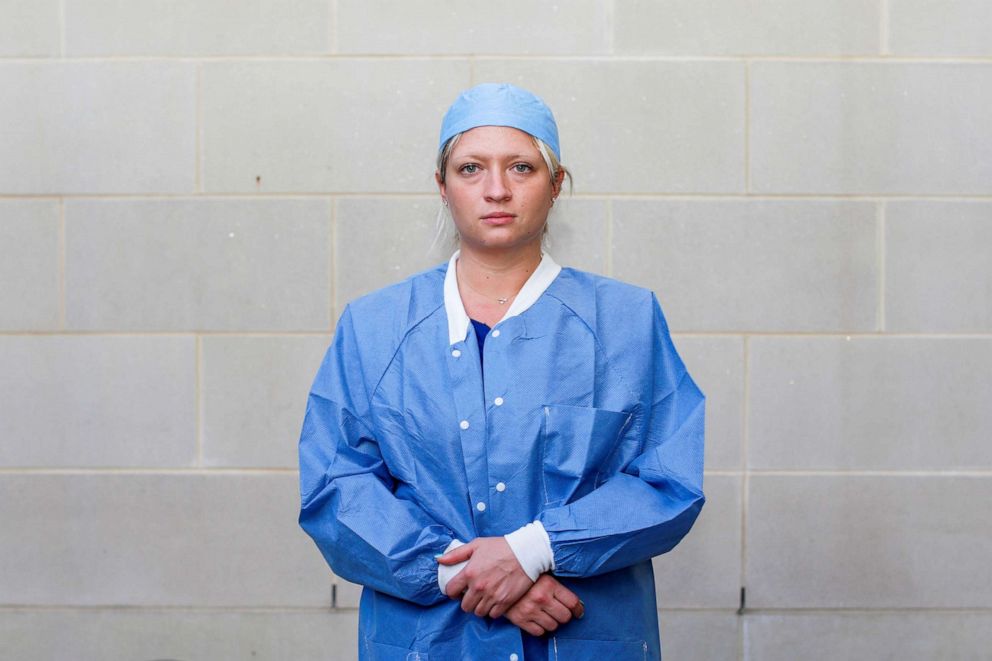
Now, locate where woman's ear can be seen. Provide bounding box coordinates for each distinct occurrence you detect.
[435,170,445,196]
[552,169,565,198]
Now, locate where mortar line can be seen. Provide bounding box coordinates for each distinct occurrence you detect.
[4,192,992,202]
[880,0,891,56]
[740,615,747,661]
[469,55,476,85]
[4,604,990,615]
[3,54,992,63]
[0,468,298,475]
[0,330,334,338]
[740,335,750,607]
[744,60,751,194]
[195,63,204,193]
[195,334,203,467]
[57,199,66,329]
[0,605,348,614]
[746,469,992,477]
[330,197,338,323]
[739,334,750,661]
[3,329,989,339]
[877,201,887,331]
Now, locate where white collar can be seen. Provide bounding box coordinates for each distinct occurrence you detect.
[443,250,562,345]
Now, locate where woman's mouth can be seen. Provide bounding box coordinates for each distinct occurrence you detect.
[481,213,516,225]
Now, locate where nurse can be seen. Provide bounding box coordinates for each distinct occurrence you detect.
[299,83,705,660]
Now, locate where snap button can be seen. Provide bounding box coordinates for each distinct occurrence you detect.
[476,502,486,512]
[494,397,504,406]
[496,482,506,492]
[491,329,501,337]
[451,349,461,358]
[459,420,470,430]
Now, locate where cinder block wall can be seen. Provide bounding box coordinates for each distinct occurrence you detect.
[2,2,991,659]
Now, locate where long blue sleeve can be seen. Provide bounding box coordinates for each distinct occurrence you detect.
[538,295,706,577]
[298,306,455,606]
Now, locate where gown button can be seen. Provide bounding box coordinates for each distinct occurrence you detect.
[476,502,486,512]
[494,397,504,406]
[451,349,461,358]
[491,329,501,337]
[510,654,519,661]
[496,482,506,492]
[459,420,470,430]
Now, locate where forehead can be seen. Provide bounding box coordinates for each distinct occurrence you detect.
[450,125,540,159]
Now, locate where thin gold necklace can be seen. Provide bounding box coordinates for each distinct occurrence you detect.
[457,263,520,305]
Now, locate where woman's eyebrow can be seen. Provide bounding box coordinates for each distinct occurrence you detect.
[452,153,534,162]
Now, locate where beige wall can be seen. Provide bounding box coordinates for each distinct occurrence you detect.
[2,1,991,659]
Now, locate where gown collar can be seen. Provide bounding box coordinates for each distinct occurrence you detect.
[443,250,562,346]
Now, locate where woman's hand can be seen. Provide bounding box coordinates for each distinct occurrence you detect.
[504,574,584,636]
[438,536,533,618]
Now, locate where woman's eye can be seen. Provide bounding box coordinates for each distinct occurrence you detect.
[513,163,534,173]
[459,163,479,174]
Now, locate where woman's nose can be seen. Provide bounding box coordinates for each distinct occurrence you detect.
[483,170,511,201]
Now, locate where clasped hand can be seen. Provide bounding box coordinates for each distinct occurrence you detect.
[438,536,584,636]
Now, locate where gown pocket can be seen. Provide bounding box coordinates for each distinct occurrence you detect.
[541,404,633,506]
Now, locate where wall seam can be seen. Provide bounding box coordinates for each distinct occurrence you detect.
[195,63,203,194]
[195,335,203,467]
[744,60,751,194]
[0,468,299,475]
[877,200,887,331]
[4,193,992,202]
[3,54,990,63]
[740,333,751,661]
[57,199,66,329]
[4,468,990,476]
[330,196,338,323]
[4,330,989,339]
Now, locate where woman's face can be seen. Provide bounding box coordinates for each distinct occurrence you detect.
[437,125,562,255]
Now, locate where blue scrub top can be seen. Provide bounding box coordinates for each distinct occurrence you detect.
[471,319,490,366]
[299,260,705,660]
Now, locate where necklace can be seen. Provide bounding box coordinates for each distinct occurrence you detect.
[457,263,519,305]
[461,278,516,305]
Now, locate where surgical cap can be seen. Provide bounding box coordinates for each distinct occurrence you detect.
[438,83,561,160]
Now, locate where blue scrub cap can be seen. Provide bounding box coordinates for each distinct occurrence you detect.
[438,83,561,160]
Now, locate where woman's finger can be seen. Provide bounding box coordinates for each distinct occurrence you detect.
[552,585,583,619]
[444,571,469,599]
[532,611,559,633]
[474,595,494,618]
[460,588,483,614]
[521,621,545,637]
[437,543,474,565]
[543,597,572,625]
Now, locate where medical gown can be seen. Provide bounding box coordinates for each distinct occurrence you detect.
[299,255,705,660]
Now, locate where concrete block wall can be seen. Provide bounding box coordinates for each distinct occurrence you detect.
[1,2,990,659]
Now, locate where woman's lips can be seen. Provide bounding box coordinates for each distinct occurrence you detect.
[481,213,515,225]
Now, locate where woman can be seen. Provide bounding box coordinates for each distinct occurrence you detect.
[299,83,705,660]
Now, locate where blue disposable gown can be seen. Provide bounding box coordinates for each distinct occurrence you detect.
[299,259,705,660]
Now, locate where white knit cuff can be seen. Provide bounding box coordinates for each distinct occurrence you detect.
[436,539,468,595]
[504,521,555,582]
